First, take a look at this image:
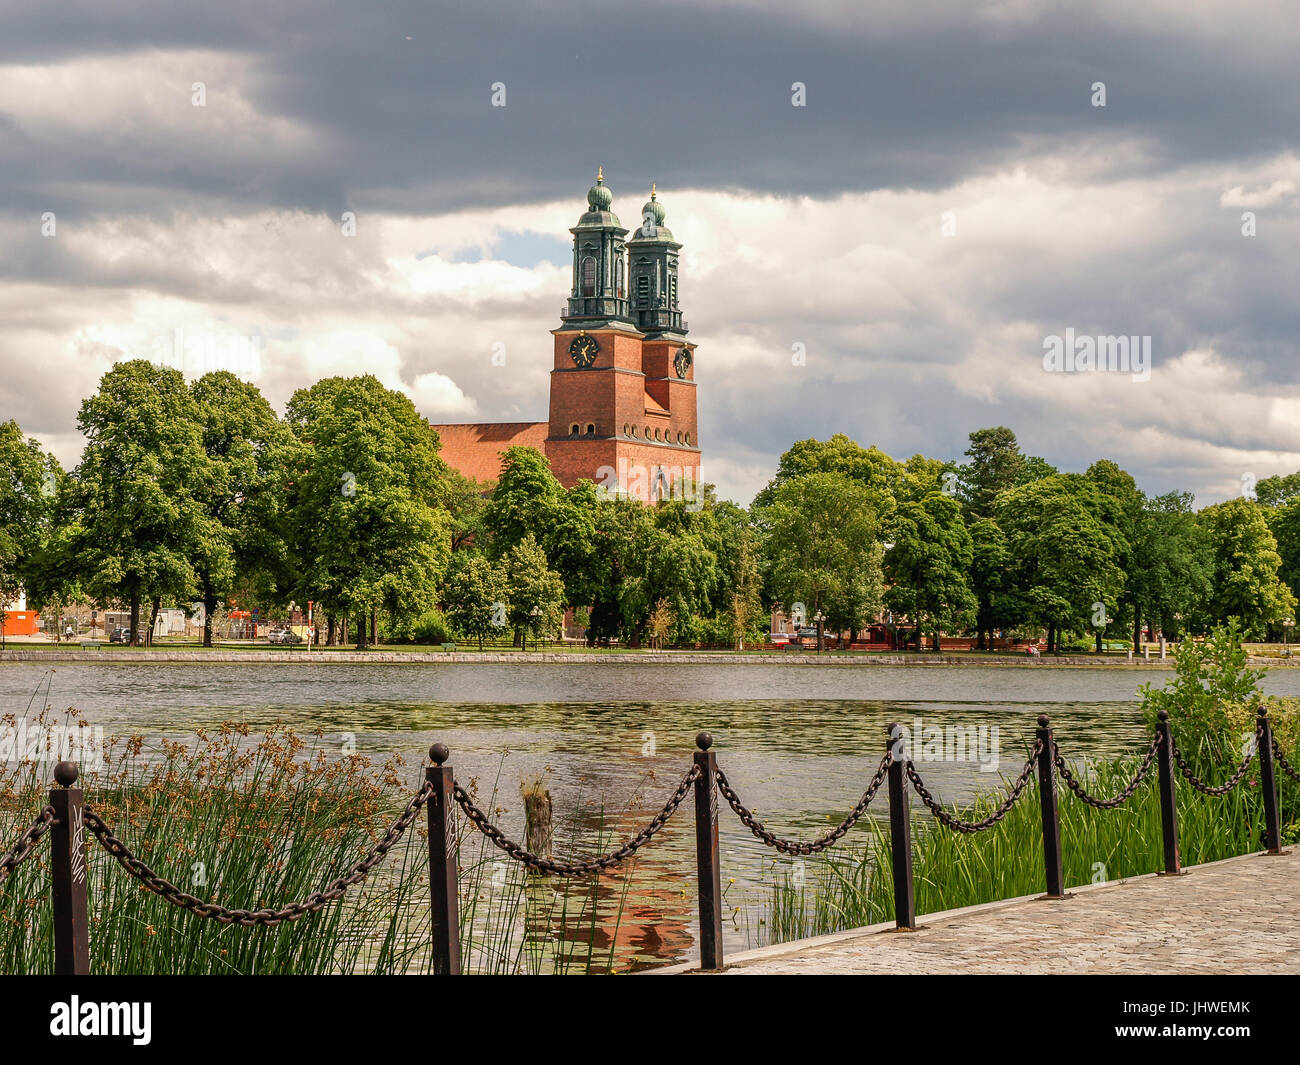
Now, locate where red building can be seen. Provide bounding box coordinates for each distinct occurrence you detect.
[431,171,700,501]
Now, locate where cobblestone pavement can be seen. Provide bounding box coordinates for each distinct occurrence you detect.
[711,850,1300,974]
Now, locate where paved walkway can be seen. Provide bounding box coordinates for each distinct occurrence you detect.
[672,849,1300,974]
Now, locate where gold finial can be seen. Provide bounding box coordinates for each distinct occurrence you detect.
[650,181,657,200]
[597,165,603,183]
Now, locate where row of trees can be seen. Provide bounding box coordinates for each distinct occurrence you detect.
[751,428,1297,651]
[1,362,1296,651]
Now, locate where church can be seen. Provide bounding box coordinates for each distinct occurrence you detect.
[429,170,701,501]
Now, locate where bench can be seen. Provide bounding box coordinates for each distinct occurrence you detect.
[441,642,457,652]
[79,641,102,650]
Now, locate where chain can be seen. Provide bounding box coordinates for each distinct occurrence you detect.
[0,806,58,885]
[1273,738,1300,784]
[714,752,893,855]
[1171,728,1261,796]
[453,765,700,875]
[81,781,433,925]
[906,740,1043,833]
[1053,735,1160,809]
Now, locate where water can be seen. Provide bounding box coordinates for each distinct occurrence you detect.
[6,661,1300,970]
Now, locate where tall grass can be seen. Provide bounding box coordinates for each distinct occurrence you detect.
[748,747,1300,948]
[0,690,638,974]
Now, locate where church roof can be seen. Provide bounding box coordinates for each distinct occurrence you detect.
[429,421,549,485]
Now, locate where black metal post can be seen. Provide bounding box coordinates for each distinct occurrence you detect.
[426,743,461,974]
[1155,710,1182,874]
[1035,715,1066,899]
[1257,707,1283,855]
[693,731,724,970]
[49,761,90,975]
[886,723,915,930]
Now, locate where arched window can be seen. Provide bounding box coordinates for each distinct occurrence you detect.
[644,425,651,439]
[615,256,624,298]
[684,431,692,445]
[581,256,596,297]
[570,423,580,436]
[586,423,595,436]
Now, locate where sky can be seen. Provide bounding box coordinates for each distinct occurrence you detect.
[2,0,1298,507]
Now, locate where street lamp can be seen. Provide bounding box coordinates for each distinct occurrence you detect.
[813,609,826,654]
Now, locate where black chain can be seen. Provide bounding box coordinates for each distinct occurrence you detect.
[0,806,58,885]
[714,752,893,855]
[1053,735,1160,809]
[906,741,1043,833]
[81,781,433,925]
[1172,728,1260,796]
[453,765,700,875]
[1273,738,1300,784]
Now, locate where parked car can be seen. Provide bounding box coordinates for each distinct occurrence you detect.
[268,628,302,645]
[109,627,130,644]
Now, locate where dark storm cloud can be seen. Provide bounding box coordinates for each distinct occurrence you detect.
[2,0,1297,220]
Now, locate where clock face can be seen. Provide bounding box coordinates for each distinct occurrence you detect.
[673,347,693,379]
[569,334,599,368]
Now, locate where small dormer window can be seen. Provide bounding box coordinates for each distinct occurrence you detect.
[570,423,580,436]
[586,423,595,436]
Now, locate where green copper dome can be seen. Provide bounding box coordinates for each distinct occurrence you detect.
[587,167,613,211]
[628,183,674,242]
[641,184,666,225]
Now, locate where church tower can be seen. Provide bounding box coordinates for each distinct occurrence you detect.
[547,172,700,499]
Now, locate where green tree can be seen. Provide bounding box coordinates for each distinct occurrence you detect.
[283,375,451,649]
[1129,491,1211,647]
[1195,498,1295,638]
[1084,460,1143,652]
[0,421,62,645]
[68,361,212,645]
[968,516,1011,650]
[1256,471,1300,508]
[884,489,975,651]
[1267,498,1300,621]
[761,471,882,651]
[503,533,565,649]
[190,372,292,646]
[995,475,1124,653]
[957,427,1054,519]
[442,551,508,650]
[753,434,901,511]
[482,447,563,558]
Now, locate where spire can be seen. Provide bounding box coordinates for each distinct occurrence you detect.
[627,183,684,336]
[565,171,632,327]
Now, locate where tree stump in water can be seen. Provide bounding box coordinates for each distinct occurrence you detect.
[521,779,553,865]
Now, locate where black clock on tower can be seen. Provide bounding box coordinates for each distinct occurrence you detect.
[569,334,599,368]
[674,347,692,379]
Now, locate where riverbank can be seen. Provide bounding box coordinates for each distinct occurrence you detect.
[2,647,1293,666]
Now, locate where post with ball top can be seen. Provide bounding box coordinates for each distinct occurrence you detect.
[693,731,724,970]
[426,743,461,974]
[50,760,90,975]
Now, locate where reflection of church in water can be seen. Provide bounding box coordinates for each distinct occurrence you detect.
[430,170,701,500]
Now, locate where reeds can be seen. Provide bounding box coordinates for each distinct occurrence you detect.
[748,748,1299,948]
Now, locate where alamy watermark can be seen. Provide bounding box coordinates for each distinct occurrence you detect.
[1,721,106,770]
[1042,328,1151,382]
[595,459,704,510]
[890,716,1001,772]
[150,327,264,381]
